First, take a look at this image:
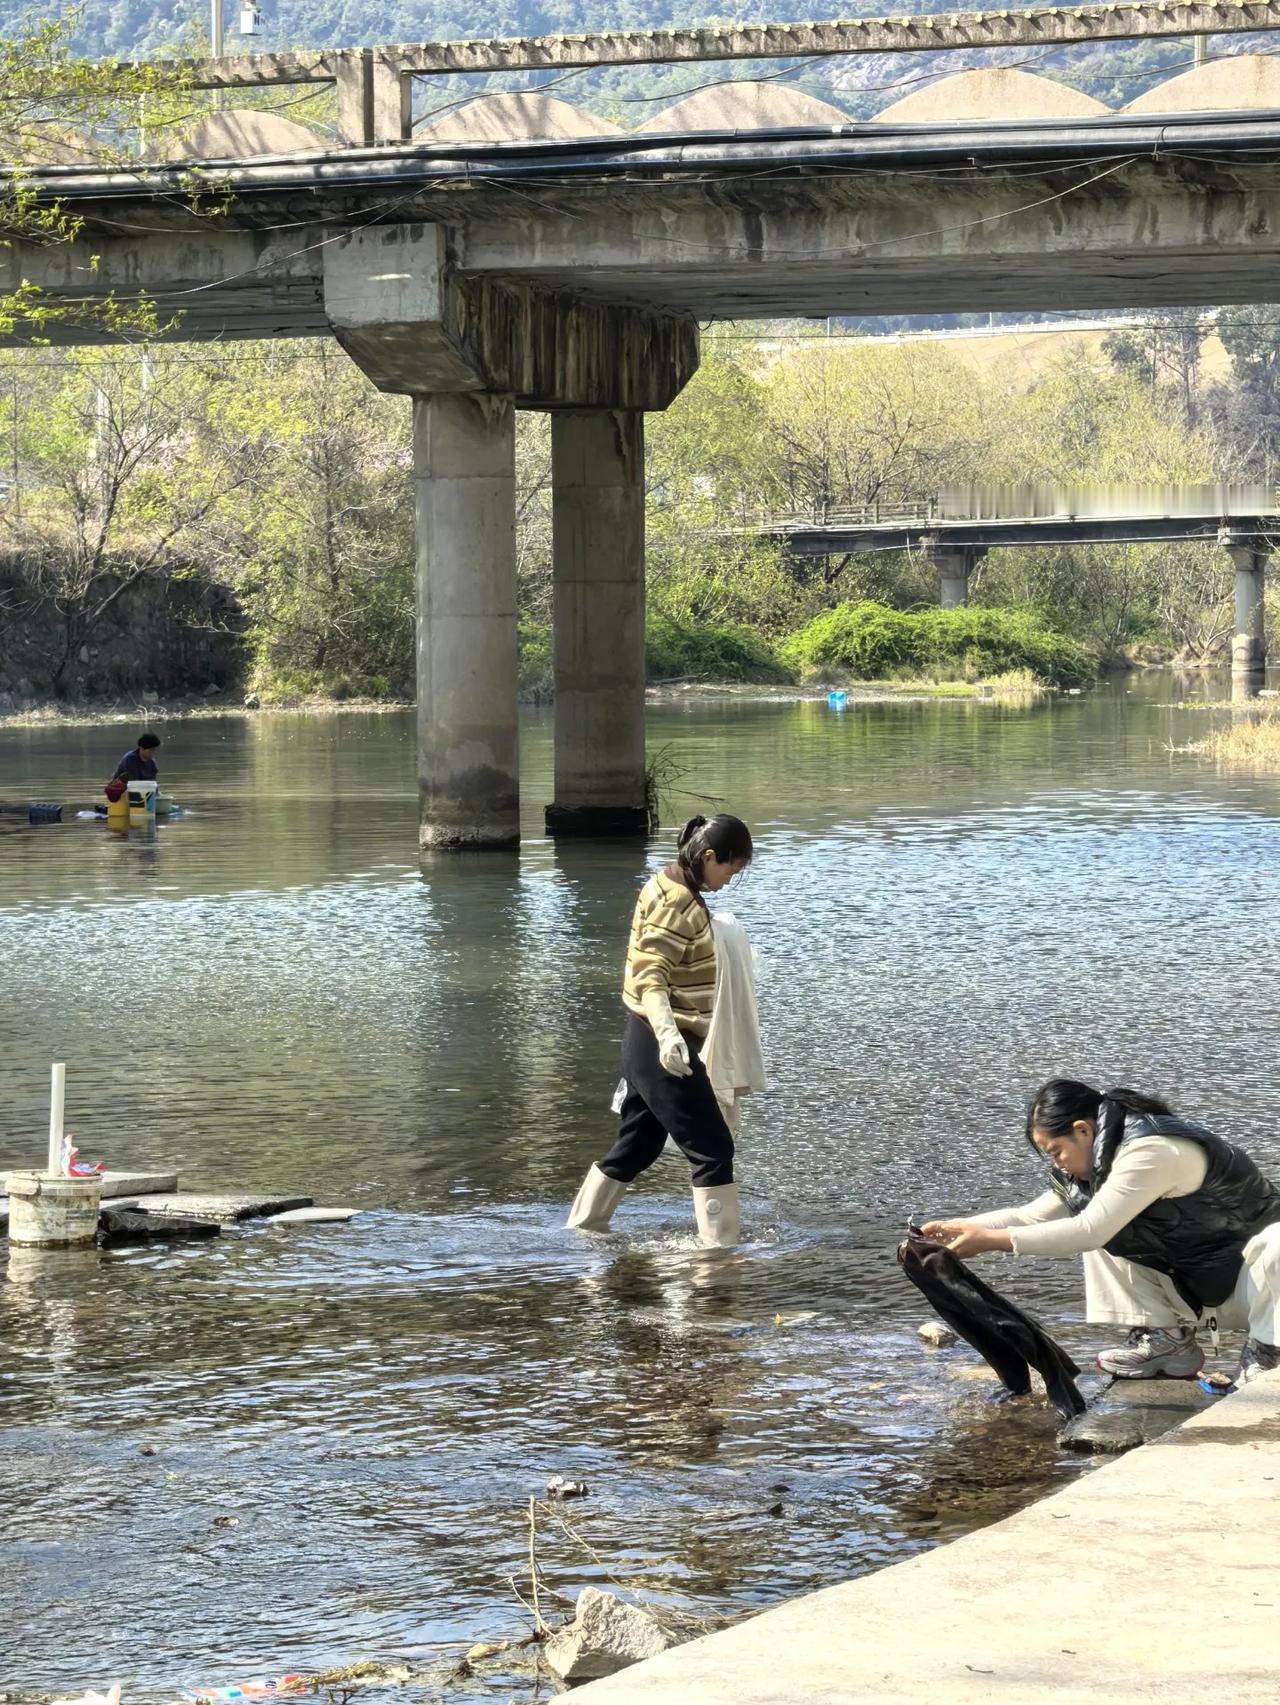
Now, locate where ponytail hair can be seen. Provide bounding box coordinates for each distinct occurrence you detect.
[676,812,754,889]
[1025,1077,1173,1154]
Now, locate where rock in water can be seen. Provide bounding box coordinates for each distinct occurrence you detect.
[465,1642,508,1664]
[545,1474,589,1499]
[918,1321,959,1348]
[543,1588,675,1683]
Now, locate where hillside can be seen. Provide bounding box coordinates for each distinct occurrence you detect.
[2,0,1274,118]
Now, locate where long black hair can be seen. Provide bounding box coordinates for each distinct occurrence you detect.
[676,813,753,890]
[1025,1078,1173,1154]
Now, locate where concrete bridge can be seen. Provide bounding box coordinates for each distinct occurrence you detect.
[757,504,1278,685]
[9,7,1280,843]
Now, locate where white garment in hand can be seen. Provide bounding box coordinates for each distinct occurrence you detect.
[702,911,767,1122]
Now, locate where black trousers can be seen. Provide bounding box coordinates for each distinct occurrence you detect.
[598,1013,735,1189]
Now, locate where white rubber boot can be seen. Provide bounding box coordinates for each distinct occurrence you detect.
[566,1165,626,1232]
[692,1183,740,1249]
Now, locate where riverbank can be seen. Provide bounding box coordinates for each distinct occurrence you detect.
[0,674,1069,731]
[572,1370,1280,1704]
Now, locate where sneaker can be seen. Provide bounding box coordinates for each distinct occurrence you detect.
[1236,1337,1280,1386]
[1096,1325,1204,1380]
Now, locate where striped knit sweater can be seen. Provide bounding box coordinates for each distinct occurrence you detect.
[622,865,717,1038]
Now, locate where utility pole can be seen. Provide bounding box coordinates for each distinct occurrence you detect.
[211,0,224,111]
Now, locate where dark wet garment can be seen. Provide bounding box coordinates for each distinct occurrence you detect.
[897,1233,1087,1419]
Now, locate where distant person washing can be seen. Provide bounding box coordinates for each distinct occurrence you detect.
[566,813,760,1249]
[112,731,161,784]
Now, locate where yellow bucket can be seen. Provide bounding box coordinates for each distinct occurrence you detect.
[106,789,129,829]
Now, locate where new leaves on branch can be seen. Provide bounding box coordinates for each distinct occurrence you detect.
[1,11,192,338]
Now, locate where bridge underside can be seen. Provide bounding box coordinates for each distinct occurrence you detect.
[10,117,1280,338]
[6,115,1279,840]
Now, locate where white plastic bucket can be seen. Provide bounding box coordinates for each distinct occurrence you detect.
[5,1171,102,1246]
[127,779,158,824]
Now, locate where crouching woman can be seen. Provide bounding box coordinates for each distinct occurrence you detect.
[922,1078,1280,1387]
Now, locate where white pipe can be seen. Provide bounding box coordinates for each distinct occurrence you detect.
[48,1062,66,1176]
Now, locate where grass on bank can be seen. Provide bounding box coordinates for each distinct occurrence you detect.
[516,611,791,701]
[1195,707,1280,768]
[781,601,1094,690]
[242,603,1093,705]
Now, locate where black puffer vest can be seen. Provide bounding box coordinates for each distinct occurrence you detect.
[1050,1100,1280,1312]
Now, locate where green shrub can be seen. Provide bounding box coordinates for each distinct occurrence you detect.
[781,601,1094,688]
[519,619,554,702]
[646,609,791,683]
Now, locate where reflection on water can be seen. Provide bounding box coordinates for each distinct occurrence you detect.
[2,676,1279,1699]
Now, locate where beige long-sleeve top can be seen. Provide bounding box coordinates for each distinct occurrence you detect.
[968,1137,1208,1258]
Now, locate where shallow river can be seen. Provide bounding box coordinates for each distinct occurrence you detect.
[2,674,1278,1700]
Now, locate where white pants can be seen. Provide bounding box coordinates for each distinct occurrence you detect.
[1083,1221,1280,1343]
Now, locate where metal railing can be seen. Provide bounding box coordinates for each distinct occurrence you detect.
[757,499,940,531]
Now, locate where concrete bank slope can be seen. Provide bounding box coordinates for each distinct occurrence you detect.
[575,1372,1280,1704]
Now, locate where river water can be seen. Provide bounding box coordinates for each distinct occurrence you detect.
[2,675,1278,1700]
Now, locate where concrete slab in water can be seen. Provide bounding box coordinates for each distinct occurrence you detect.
[98,1207,221,1245]
[1099,1375,1214,1409]
[266,1207,360,1224]
[571,1371,1280,1705]
[98,1170,179,1197]
[100,1191,313,1222]
[1060,1374,1216,1453]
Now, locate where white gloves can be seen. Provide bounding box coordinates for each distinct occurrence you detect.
[640,988,691,1078]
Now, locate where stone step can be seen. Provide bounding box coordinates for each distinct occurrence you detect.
[98,1169,179,1197]
[1059,1373,1218,1453]
[98,1206,222,1245]
[99,1190,313,1222]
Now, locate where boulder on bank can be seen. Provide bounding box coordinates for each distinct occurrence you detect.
[544,1587,676,1683]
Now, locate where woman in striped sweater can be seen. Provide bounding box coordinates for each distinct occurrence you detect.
[566,813,754,1248]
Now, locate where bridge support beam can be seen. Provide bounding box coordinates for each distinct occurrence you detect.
[546,410,647,837]
[931,544,986,609]
[1222,533,1268,701]
[414,393,520,848]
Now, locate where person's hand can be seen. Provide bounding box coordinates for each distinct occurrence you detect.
[639,988,692,1078]
[657,1030,691,1078]
[918,1220,1009,1259]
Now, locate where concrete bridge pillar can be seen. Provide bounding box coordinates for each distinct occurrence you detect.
[414,393,520,848]
[546,410,648,837]
[1222,534,1268,700]
[931,544,985,608]
[322,223,698,849]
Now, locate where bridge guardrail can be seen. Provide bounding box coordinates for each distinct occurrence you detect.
[113,0,1280,148]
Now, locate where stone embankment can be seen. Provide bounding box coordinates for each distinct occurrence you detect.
[572,1371,1280,1704]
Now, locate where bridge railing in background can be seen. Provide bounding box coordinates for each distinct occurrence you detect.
[754,485,1280,533]
[122,0,1280,146]
[755,499,940,532]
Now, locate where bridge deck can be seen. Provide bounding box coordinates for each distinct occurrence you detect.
[9,111,1280,341]
[762,511,1280,554]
